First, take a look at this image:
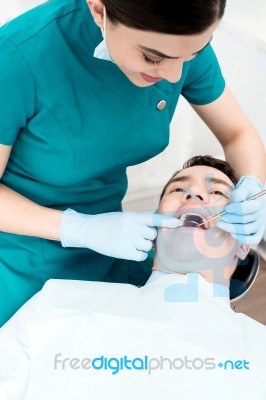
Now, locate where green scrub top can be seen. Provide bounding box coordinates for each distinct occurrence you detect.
[0,0,225,325]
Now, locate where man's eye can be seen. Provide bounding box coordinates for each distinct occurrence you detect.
[142,54,163,66]
[211,190,228,198]
[170,187,185,193]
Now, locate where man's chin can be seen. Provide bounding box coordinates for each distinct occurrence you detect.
[156,229,204,273]
[155,227,237,274]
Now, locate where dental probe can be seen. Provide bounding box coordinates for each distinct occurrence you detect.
[194,189,266,227]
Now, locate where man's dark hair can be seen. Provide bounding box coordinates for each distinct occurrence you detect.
[159,155,237,201]
[103,0,226,35]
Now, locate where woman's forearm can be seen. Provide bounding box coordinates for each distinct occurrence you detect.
[0,184,62,240]
[223,125,266,184]
[192,87,266,184]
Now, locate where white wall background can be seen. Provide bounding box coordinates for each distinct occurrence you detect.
[0,0,45,24]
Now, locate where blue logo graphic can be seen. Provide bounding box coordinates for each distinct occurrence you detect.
[217,359,250,370]
[164,273,199,302]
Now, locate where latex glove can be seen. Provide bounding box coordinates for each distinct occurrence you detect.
[60,209,182,261]
[217,176,266,245]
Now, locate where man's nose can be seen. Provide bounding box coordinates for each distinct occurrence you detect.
[157,60,184,83]
[185,193,208,203]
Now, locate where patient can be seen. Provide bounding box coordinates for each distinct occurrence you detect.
[0,155,266,400]
[151,155,248,289]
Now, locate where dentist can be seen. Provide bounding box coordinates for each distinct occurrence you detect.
[0,0,265,325]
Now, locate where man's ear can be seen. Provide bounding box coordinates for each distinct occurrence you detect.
[86,0,104,29]
[235,244,250,260]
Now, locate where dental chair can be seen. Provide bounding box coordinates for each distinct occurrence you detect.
[230,248,260,302]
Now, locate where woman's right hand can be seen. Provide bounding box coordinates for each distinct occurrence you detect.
[60,209,182,261]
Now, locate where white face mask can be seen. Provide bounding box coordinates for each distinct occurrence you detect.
[93,7,114,62]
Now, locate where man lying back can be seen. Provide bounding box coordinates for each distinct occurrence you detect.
[0,155,265,400]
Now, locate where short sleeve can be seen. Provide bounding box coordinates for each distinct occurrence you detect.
[0,35,35,145]
[181,44,225,105]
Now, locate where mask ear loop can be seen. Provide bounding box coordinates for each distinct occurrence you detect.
[103,7,114,61]
[102,6,107,40]
[93,6,114,63]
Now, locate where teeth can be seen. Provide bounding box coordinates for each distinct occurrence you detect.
[179,213,210,229]
[179,212,201,221]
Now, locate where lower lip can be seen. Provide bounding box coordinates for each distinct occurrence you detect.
[185,223,208,229]
[180,225,204,229]
[177,226,206,233]
[140,73,162,83]
[164,226,204,232]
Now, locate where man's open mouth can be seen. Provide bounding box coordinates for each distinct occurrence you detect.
[179,213,210,230]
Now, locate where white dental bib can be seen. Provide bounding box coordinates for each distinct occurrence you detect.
[1,274,266,400]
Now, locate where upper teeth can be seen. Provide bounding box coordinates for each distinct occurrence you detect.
[179,213,210,228]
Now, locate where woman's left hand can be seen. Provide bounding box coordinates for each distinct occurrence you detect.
[217,176,266,245]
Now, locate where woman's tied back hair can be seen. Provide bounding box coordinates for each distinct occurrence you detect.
[159,155,237,201]
[103,0,226,34]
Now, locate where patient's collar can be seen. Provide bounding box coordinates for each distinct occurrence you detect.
[145,271,230,304]
[146,270,168,284]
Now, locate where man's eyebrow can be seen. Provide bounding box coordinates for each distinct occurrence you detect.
[168,175,192,185]
[138,37,213,60]
[206,177,234,190]
[167,175,234,189]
